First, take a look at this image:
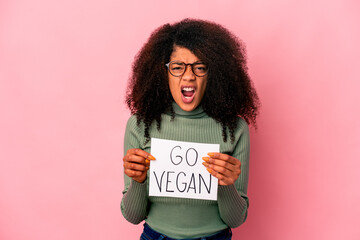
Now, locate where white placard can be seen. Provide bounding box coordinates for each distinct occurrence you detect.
[149,138,219,200]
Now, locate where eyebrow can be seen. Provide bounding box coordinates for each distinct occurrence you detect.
[171,61,205,64]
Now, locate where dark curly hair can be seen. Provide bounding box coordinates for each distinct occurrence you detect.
[126,18,260,143]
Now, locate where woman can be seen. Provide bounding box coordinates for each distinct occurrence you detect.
[121,19,259,240]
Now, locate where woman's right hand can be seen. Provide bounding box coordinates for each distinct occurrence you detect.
[123,148,156,183]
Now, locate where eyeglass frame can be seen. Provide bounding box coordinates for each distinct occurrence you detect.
[165,61,209,77]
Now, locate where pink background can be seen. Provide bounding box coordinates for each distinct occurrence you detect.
[1,0,359,239]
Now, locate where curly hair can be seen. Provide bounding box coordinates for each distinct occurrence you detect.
[126,18,260,143]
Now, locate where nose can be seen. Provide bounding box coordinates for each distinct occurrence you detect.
[181,64,195,81]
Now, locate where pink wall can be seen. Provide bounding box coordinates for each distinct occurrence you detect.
[1,0,359,239]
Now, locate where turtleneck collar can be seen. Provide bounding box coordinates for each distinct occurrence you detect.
[170,102,207,119]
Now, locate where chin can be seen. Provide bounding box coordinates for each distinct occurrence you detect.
[177,102,198,112]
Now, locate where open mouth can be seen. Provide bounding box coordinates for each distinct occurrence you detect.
[181,86,196,103]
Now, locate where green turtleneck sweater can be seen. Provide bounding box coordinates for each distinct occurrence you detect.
[121,103,250,239]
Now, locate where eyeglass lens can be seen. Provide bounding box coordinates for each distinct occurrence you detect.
[169,62,208,76]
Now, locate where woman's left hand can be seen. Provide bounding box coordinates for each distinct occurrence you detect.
[202,153,241,186]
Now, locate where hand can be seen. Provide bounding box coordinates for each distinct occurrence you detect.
[123,148,155,183]
[202,152,241,186]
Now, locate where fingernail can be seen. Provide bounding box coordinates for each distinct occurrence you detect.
[148,155,156,160]
[202,157,209,162]
[145,159,150,164]
[202,162,209,167]
[146,167,149,170]
[206,168,212,174]
[208,152,215,157]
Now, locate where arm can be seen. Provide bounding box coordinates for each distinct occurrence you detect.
[203,120,250,227]
[120,116,150,224]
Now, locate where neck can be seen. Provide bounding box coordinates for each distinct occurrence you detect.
[171,102,207,119]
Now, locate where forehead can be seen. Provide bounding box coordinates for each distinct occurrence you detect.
[170,46,200,61]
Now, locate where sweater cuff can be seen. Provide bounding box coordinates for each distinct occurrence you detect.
[121,178,148,224]
[218,184,249,206]
[217,184,249,228]
[218,184,239,197]
[125,178,148,201]
[130,178,148,189]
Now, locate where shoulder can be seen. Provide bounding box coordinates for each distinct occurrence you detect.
[232,117,250,148]
[126,115,139,129]
[236,118,250,136]
[124,115,147,150]
[124,115,145,138]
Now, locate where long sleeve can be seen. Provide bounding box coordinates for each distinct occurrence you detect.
[217,120,250,227]
[120,116,149,224]
[120,107,252,238]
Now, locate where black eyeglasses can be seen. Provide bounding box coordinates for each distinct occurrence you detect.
[165,61,208,77]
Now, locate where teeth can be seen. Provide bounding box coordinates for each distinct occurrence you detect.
[182,87,194,91]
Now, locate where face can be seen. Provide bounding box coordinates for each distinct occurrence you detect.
[168,46,207,112]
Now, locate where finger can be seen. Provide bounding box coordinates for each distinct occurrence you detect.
[127,148,155,160]
[202,162,234,177]
[206,168,238,186]
[124,161,148,172]
[124,168,144,177]
[207,152,239,165]
[124,154,148,164]
[202,157,237,172]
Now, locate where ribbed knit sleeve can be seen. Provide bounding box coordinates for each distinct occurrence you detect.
[217,120,250,228]
[120,107,252,235]
[120,116,149,224]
